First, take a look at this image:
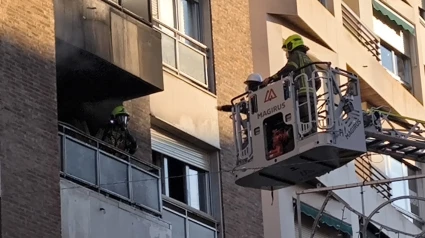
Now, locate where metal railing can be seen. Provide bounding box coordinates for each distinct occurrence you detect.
[58,122,162,216]
[355,155,392,200]
[342,2,381,61]
[153,18,209,87]
[163,198,218,238]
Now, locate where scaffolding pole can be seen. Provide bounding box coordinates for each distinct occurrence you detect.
[295,174,425,195]
[330,191,417,237]
[297,194,302,238]
[415,230,425,238]
[361,195,425,237]
[309,192,332,238]
[293,174,425,238]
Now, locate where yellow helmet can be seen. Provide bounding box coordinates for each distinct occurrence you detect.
[282,34,304,52]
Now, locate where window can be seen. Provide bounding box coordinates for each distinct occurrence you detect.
[379,43,412,89]
[380,156,420,223]
[154,151,211,213]
[318,0,327,7]
[153,0,209,87]
[156,0,202,42]
[150,128,219,238]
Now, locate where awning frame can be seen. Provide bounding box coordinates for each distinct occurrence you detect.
[372,0,415,35]
[294,200,353,236]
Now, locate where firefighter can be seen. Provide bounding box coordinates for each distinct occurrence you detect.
[261,34,321,131]
[216,73,263,113]
[96,105,138,155]
[216,73,263,150]
[268,129,290,159]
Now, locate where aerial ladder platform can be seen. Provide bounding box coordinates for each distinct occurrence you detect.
[230,62,425,190]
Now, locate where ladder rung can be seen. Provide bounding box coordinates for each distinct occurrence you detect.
[376,142,394,150]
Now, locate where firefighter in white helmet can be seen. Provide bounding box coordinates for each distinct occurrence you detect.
[216,73,263,113]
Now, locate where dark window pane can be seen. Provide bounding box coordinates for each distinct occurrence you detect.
[167,158,186,203]
[65,138,97,184]
[380,45,394,73]
[163,210,186,238]
[181,0,201,41]
[99,154,129,198]
[122,0,151,22]
[188,220,215,238]
[132,167,160,211]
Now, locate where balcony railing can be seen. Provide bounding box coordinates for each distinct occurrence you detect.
[355,156,392,200]
[153,19,209,87]
[58,122,162,216]
[342,2,381,61]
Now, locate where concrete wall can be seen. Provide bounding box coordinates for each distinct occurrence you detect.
[150,70,220,148]
[0,0,62,237]
[61,179,171,238]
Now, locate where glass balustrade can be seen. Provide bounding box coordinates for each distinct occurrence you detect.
[58,122,162,215]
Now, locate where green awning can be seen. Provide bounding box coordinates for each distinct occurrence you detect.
[372,0,415,35]
[299,202,353,236]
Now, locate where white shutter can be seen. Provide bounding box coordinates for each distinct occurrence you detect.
[151,128,210,170]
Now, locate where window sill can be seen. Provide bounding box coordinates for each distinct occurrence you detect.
[384,68,412,90]
[162,196,217,224]
[162,66,217,98]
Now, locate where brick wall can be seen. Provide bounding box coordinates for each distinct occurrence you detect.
[210,1,264,237]
[0,1,61,238]
[124,97,152,163]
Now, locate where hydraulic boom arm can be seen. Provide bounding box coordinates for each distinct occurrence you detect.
[363,109,425,162]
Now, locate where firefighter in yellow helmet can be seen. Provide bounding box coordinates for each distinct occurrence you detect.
[96,105,138,155]
[262,34,321,129]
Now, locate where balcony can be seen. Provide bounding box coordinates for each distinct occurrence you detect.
[153,19,209,88]
[342,2,381,61]
[354,155,392,200]
[58,122,162,216]
[54,0,164,105]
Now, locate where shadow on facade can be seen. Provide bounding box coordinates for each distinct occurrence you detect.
[0,38,62,238]
[55,38,153,136]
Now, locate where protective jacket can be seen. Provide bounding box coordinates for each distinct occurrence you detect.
[269,48,321,96]
[97,124,138,155]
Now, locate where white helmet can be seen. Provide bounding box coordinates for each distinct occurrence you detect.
[244,73,263,85]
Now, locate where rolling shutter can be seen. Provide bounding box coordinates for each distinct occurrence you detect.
[151,128,210,170]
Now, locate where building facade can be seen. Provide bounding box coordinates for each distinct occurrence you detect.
[254,0,425,237]
[1,0,425,238]
[1,0,261,237]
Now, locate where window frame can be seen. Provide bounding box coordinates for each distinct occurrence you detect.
[152,0,212,90]
[379,41,412,90]
[318,0,327,8]
[153,150,219,238]
[155,152,212,214]
[381,156,422,225]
